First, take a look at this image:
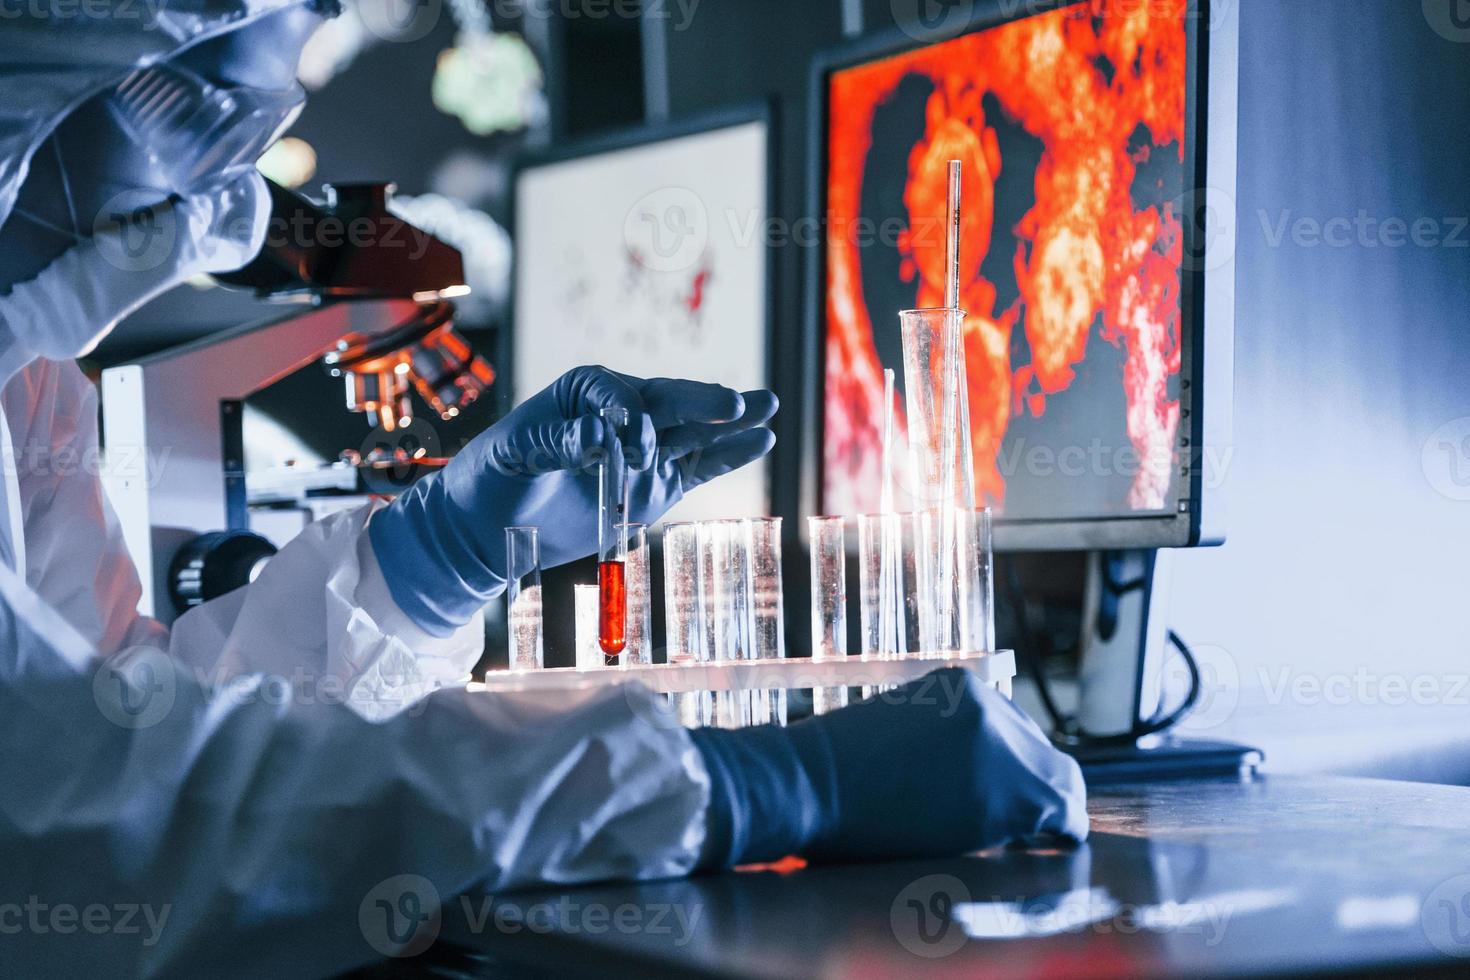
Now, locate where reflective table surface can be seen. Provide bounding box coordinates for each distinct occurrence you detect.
[410,776,1470,978]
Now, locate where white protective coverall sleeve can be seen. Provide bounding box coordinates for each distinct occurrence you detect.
[3,358,485,718]
[0,361,712,978]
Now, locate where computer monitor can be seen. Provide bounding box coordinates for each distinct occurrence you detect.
[810,0,1235,552]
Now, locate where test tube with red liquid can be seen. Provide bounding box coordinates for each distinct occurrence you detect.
[597,406,630,665]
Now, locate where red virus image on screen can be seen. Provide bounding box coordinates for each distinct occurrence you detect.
[824,0,1189,518]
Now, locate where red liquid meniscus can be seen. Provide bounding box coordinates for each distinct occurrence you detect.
[598,560,627,665]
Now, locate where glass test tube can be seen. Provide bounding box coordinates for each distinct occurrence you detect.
[667,520,711,728]
[956,507,996,653]
[597,406,630,665]
[621,523,653,667]
[663,521,712,727]
[705,520,753,728]
[808,516,849,715]
[858,514,895,657]
[574,584,603,671]
[896,512,931,657]
[505,526,543,671]
[900,308,968,652]
[857,513,895,699]
[748,517,787,726]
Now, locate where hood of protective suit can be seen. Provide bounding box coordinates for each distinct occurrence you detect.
[0,0,330,380]
[0,0,318,234]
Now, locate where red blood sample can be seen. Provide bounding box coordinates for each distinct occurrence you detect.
[598,560,627,665]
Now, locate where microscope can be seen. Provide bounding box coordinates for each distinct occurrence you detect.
[102,178,493,623]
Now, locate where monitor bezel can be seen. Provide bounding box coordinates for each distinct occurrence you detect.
[803,0,1233,550]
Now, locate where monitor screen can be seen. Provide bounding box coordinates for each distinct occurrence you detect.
[822,0,1199,533]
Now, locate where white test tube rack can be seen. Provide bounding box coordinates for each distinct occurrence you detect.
[467,650,1014,700]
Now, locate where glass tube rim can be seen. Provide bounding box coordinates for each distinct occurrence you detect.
[598,405,630,425]
[899,307,969,318]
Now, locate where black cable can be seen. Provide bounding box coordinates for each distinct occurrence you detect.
[1002,559,1073,734]
[1006,559,1203,746]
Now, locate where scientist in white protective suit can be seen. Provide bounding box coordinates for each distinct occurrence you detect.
[0,2,1087,976]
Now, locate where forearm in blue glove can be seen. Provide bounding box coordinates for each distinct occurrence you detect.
[369,366,778,636]
[690,668,1088,867]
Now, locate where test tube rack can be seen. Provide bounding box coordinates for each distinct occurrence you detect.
[467,650,1014,699]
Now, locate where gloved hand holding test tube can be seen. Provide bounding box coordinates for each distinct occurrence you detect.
[598,406,631,665]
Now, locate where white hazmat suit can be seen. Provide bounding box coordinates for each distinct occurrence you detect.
[0,5,714,977]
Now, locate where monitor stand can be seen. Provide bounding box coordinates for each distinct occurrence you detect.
[1067,549,1262,783]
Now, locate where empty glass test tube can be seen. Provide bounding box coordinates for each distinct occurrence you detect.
[705,519,753,728]
[663,521,712,727]
[748,517,787,726]
[808,516,849,715]
[574,584,602,671]
[621,523,653,667]
[505,526,543,671]
[901,308,968,650]
[857,514,900,657]
[956,507,996,653]
[857,513,901,699]
[597,407,630,665]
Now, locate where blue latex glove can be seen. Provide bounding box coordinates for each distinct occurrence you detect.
[690,668,1088,867]
[370,366,778,635]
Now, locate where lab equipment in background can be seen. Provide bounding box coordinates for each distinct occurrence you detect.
[706,520,754,729]
[598,406,631,664]
[506,526,543,671]
[574,584,602,672]
[747,517,787,727]
[621,523,653,667]
[101,180,483,622]
[224,180,489,431]
[808,516,849,715]
[663,521,713,728]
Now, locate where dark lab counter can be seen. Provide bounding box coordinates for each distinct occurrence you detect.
[404,776,1470,978]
